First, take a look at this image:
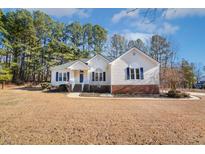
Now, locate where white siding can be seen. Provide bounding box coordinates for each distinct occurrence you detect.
[51,69,70,86]
[87,55,111,85]
[111,48,160,85]
[51,69,89,86]
[51,48,160,88]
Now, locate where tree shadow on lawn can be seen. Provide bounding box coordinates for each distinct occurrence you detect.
[13,87,43,92]
[13,87,67,94]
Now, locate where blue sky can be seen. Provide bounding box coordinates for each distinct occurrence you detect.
[4,8,205,66]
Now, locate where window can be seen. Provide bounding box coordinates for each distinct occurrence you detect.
[99,72,103,81]
[92,71,106,82]
[135,68,140,79]
[130,68,135,79]
[56,72,58,81]
[126,67,144,80]
[63,73,67,81]
[95,72,98,81]
[56,72,70,82]
[92,72,95,81]
[103,72,106,81]
[59,73,62,81]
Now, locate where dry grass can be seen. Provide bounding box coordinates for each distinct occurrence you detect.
[1,87,205,144]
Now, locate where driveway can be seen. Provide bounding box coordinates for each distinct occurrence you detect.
[187,92,205,96]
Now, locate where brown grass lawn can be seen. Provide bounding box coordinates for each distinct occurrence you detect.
[1,87,205,144]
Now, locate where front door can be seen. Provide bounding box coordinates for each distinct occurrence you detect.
[79,70,84,83]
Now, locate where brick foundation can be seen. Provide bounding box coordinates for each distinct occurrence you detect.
[111,85,159,94]
[72,84,82,92]
[89,85,111,93]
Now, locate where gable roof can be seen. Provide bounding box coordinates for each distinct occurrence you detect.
[50,53,111,71]
[50,60,78,70]
[86,53,111,63]
[68,60,90,70]
[79,58,91,63]
[50,47,159,71]
[109,47,160,65]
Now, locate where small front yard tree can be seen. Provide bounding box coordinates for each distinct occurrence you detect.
[0,64,12,89]
[162,67,181,90]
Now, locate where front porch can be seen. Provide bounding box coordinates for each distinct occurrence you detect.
[51,60,111,93]
[68,61,90,92]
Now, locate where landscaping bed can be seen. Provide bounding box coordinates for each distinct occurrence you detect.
[79,90,190,99]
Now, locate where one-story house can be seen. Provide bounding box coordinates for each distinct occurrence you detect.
[50,47,160,94]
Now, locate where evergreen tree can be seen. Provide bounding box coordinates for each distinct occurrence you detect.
[92,25,107,54]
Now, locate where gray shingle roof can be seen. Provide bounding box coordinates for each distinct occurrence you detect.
[50,60,78,70]
[51,53,120,70]
[79,58,91,63]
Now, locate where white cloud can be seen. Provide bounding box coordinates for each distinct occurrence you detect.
[164,8,205,19]
[28,8,90,18]
[122,31,152,44]
[158,22,179,35]
[112,9,179,35]
[132,19,179,35]
[133,19,157,34]
[111,9,139,23]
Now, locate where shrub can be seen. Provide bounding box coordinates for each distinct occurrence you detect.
[58,84,69,92]
[167,90,178,98]
[15,79,24,85]
[180,92,190,98]
[40,82,50,90]
[167,89,190,98]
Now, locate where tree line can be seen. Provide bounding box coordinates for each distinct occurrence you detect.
[0,9,107,83]
[0,9,204,89]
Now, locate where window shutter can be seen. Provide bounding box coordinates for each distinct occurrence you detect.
[103,72,106,81]
[67,72,70,81]
[140,67,144,79]
[56,72,58,81]
[92,72,95,81]
[126,67,130,80]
